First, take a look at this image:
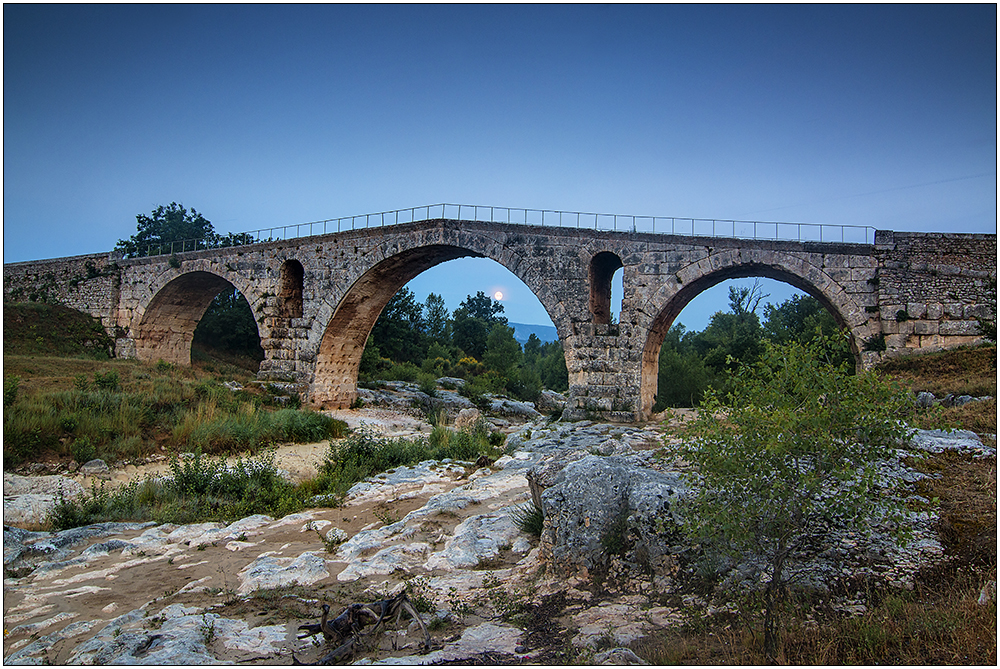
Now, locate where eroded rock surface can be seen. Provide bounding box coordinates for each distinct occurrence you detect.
[3,418,969,665]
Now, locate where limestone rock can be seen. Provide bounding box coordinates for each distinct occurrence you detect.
[454,408,482,431]
[236,552,330,594]
[424,512,522,571]
[539,454,687,575]
[380,622,522,665]
[79,459,110,476]
[909,428,995,457]
[594,647,649,665]
[535,389,568,414]
[489,398,543,419]
[3,473,86,527]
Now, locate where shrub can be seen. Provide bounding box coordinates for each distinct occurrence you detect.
[385,361,420,382]
[71,437,97,464]
[49,450,305,530]
[681,333,915,660]
[417,372,438,397]
[93,369,121,391]
[510,502,544,536]
[310,424,501,501]
[4,375,20,409]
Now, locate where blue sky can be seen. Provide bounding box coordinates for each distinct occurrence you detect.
[4,5,996,331]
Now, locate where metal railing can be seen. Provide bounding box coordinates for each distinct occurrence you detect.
[144,203,876,256]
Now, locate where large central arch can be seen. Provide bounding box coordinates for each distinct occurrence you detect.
[310,240,572,409]
[637,252,874,418]
[312,245,474,408]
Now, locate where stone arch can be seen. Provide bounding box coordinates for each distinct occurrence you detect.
[637,250,874,417]
[310,239,572,409]
[589,251,624,325]
[279,259,304,319]
[134,269,261,366]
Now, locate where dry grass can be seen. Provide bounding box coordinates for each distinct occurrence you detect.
[878,344,997,398]
[910,397,997,434]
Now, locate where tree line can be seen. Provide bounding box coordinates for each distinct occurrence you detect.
[654,282,852,410]
[360,288,569,403]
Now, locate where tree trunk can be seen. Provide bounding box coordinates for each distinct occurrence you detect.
[762,546,788,663]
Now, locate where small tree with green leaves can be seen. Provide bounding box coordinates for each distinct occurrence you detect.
[680,333,913,661]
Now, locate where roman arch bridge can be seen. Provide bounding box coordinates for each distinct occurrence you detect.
[5,205,995,421]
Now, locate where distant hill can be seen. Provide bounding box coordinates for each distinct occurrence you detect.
[510,322,558,346]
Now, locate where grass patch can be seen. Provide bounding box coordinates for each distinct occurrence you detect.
[510,502,544,536]
[910,397,997,434]
[48,449,307,530]
[632,569,996,664]
[3,357,346,466]
[4,302,115,358]
[878,343,997,398]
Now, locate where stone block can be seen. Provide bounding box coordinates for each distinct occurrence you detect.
[964,303,991,319]
[944,303,964,318]
[913,321,938,335]
[906,302,927,319]
[885,334,908,349]
[939,320,981,336]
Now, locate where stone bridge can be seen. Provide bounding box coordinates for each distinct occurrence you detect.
[4,217,995,421]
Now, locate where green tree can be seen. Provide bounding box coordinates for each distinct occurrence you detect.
[370,288,427,364]
[654,324,715,409]
[451,292,506,360]
[458,291,507,323]
[116,203,254,258]
[482,323,522,378]
[536,340,569,392]
[424,293,450,345]
[692,282,768,374]
[763,293,854,369]
[523,333,543,364]
[680,334,913,661]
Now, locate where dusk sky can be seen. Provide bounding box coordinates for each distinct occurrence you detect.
[4,5,996,331]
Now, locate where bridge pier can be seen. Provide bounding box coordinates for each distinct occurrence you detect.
[561,322,644,422]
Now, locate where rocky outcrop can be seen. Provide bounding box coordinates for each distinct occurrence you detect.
[4,473,85,527]
[2,419,979,665]
[537,454,687,577]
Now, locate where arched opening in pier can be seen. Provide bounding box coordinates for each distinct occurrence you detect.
[590,252,624,325]
[279,259,305,319]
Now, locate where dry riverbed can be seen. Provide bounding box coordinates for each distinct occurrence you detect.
[6,405,983,665]
[3,407,676,665]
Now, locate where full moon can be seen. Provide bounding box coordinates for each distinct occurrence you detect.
[494,291,503,300]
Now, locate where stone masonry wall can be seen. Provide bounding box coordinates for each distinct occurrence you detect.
[3,253,122,327]
[874,231,996,355]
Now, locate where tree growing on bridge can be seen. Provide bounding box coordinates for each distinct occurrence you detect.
[679,333,914,661]
[118,203,261,363]
[116,202,253,258]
